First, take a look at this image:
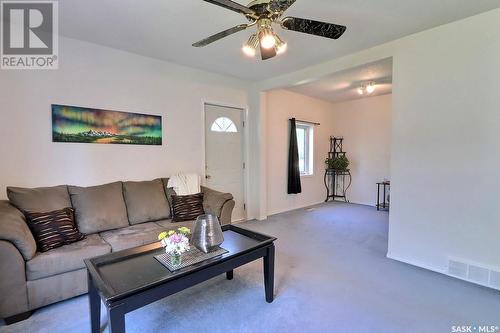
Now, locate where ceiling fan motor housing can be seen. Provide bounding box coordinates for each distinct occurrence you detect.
[247,0,279,20]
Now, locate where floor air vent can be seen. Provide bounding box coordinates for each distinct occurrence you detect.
[490,270,500,290]
[448,259,500,290]
[448,260,467,279]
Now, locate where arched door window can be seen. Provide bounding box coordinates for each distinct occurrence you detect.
[210,117,238,133]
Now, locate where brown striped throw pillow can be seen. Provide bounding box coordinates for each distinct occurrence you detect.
[25,207,85,252]
[171,193,205,222]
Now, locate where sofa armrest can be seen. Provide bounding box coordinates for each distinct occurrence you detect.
[0,240,30,319]
[200,186,234,224]
[0,200,36,261]
[219,200,235,226]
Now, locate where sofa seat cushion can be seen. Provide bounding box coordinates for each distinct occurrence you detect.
[7,185,71,213]
[123,179,171,225]
[26,234,111,280]
[155,219,195,232]
[99,222,164,252]
[69,182,129,234]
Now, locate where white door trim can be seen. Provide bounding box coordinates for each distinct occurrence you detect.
[201,100,249,222]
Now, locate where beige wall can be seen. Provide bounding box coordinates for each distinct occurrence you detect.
[265,90,336,215]
[387,9,500,272]
[256,8,500,278]
[331,94,392,206]
[265,90,392,215]
[0,37,249,200]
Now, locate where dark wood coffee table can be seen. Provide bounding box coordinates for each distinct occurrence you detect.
[85,225,276,333]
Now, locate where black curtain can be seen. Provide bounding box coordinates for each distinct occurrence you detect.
[288,118,302,194]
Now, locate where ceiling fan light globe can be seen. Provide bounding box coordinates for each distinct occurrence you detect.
[260,34,276,49]
[276,42,287,54]
[357,87,364,95]
[242,45,256,57]
[242,34,259,57]
[274,34,287,54]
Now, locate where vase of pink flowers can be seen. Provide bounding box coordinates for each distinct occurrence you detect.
[158,227,191,267]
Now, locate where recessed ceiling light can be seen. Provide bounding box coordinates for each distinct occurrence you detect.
[366,82,376,94]
[358,81,377,95]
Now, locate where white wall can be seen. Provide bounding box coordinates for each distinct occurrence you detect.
[388,10,500,271]
[0,37,250,202]
[254,8,500,276]
[331,94,392,206]
[265,90,335,215]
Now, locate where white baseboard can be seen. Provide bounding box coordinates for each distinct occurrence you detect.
[386,253,446,274]
[266,200,377,217]
[267,201,324,217]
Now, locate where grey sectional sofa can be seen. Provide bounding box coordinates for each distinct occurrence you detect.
[0,178,235,324]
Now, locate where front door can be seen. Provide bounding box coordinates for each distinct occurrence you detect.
[204,103,246,222]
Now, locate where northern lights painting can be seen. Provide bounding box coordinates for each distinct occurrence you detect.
[52,105,162,145]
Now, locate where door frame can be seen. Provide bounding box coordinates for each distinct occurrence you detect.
[201,100,249,222]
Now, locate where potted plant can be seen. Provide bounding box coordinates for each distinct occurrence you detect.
[325,155,350,171]
[158,227,191,267]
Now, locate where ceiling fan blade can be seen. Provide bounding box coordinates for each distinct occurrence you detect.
[281,17,346,39]
[203,0,255,16]
[260,45,277,60]
[192,24,249,47]
[268,0,296,14]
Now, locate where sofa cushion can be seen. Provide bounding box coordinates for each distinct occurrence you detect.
[171,193,205,222]
[69,182,129,234]
[123,179,171,225]
[25,207,85,252]
[26,234,110,280]
[99,222,163,252]
[155,219,195,232]
[7,185,71,213]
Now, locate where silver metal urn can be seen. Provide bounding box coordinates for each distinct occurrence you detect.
[192,214,224,253]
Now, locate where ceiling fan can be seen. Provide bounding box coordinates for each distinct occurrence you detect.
[192,0,347,60]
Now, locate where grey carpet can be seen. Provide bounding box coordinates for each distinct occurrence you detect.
[1,202,499,333]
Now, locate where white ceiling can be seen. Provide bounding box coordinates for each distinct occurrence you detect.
[287,58,393,103]
[58,1,500,81]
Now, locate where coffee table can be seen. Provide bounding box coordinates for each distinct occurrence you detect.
[85,224,276,333]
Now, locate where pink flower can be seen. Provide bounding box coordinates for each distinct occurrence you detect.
[169,234,182,244]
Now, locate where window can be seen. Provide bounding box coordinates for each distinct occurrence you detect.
[211,117,238,133]
[296,122,314,176]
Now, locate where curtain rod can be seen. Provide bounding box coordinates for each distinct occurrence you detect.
[290,118,321,126]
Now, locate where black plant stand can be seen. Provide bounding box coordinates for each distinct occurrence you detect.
[324,137,352,202]
[324,168,352,202]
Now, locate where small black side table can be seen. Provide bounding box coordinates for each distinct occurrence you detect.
[376,182,390,211]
